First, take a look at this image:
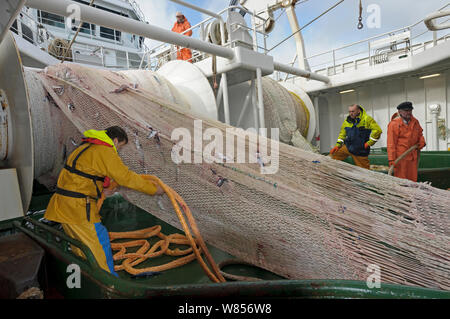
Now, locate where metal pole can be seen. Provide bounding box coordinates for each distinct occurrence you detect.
[25,0,235,60]
[264,34,267,54]
[100,46,104,66]
[216,79,224,110]
[252,10,258,52]
[169,0,222,20]
[139,51,147,69]
[273,61,330,83]
[284,54,298,81]
[236,84,253,127]
[313,96,320,151]
[332,49,336,75]
[216,10,231,125]
[285,4,307,70]
[0,0,26,44]
[429,104,441,151]
[147,52,151,70]
[222,74,230,124]
[251,79,259,130]
[256,67,265,136]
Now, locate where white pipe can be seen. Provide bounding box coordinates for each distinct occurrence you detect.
[216,79,224,109]
[424,10,450,31]
[285,4,308,70]
[222,73,230,124]
[0,0,26,44]
[217,9,230,125]
[236,83,253,127]
[25,0,235,59]
[273,61,330,83]
[169,0,222,20]
[256,67,265,136]
[429,104,441,151]
[251,79,259,130]
[313,96,320,150]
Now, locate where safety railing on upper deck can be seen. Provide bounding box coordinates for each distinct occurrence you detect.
[122,0,147,23]
[11,7,150,70]
[140,4,270,71]
[276,3,450,81]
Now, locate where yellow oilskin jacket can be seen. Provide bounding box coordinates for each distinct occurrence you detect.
[335,106,382,156]
[45,130,158,225]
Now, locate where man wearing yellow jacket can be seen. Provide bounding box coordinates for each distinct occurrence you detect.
[45,126,163,276]
[329,104,382,169]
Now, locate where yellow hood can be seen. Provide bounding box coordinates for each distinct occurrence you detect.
[83,129,117,152]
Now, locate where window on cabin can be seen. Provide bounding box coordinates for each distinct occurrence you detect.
[37,10,65,29]
[100,27,121,42]
[71,21,96,36]
[11,20,18,34]
[21,23,34,44]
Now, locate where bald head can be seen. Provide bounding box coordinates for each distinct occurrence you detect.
[348,104,361,119]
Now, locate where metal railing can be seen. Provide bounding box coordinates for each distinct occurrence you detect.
[142,4,269,71]
[122,0,147,23]
[11,7,149,70]
[277,3,450,80]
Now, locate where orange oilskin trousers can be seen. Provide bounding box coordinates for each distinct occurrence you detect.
[387,115,426,182]
[331,144,370,169]
[172,17,193,62]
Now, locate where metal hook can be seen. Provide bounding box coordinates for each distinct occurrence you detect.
[358,17,364,29]
[358,0,364,29]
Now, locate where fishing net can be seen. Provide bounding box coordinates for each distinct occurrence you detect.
[260,77,315,152]
[27,63,450,290]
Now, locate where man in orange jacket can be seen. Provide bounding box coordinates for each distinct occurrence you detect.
[171,12,193,62]
[387,102,426,182]
[45,126,164,276]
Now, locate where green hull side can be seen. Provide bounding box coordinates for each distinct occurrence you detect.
[6,193,449,299]
[340,150,450,189]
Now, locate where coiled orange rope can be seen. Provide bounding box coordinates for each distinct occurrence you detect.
[97,175,226,283]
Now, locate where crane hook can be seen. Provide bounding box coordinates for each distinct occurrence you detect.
[357,0,364,29]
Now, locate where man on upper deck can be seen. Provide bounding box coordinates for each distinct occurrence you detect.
[171,11,193,62]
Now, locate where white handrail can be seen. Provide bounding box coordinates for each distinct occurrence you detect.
[148,4,267,54]
[304,2,450,61]
[25,0,235,59]
[424,10,450,31]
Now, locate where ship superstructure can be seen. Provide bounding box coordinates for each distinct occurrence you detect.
[10,0,148,69]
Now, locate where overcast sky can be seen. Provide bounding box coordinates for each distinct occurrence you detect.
[134,0,449,69]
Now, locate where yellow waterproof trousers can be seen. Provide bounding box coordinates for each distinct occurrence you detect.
[331,144,370,169]
[62,223,118,277]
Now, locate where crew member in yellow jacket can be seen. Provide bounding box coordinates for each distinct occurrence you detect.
[45,126,164,276]
[330,104,382,169]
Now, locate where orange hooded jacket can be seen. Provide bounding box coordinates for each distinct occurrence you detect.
[171,16,193,62]
[387,114,426,181]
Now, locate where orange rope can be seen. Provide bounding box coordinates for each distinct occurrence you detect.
[97,175,226,282]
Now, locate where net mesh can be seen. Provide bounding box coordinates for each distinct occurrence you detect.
[28,63,450,290]
[261,77,316,152]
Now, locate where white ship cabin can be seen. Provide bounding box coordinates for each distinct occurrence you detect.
[10,0,147,69]
[279,3,450,154]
